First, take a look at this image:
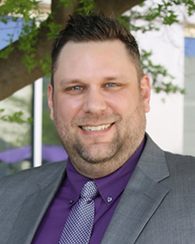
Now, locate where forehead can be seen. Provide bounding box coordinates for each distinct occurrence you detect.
[54,40,137,83]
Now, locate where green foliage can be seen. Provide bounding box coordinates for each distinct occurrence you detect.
[46,21,63,40]
[0,0,193,94]
[117,16,130,30]
[40,54,51,77]
[172,0,195,16]
[0,0,40,21]
[0,109,33,124]
[130,23,160,33]
[77,0,95,15]
[130,0,195,28]
[18,22,39,52]
[121,0,194,94]
[118,15,160,34]
[141,50,185,94]
[0,0,95,75]
[0,39,14,59]
[0,0,44,71]
[57,0,73,8]
[143,5,179,25]
[0,92,33,148]
[17,22,39,71]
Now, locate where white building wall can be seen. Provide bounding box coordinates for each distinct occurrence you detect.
[137,21,184,153]
[129,4,187,154]
[130,1,195,155]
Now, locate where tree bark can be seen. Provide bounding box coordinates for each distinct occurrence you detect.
[0,0,143,101]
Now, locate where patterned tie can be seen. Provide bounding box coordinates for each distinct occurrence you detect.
[59,181,98,244]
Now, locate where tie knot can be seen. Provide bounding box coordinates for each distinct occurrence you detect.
[80,181,98,200]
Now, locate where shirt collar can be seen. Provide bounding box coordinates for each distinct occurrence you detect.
[94,138,145,206]
[65,158,90,205]
[65,137,146,206]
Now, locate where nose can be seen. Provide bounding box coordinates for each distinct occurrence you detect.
[82,88,107,114]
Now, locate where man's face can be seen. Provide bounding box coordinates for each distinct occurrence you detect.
[48,40,150,178]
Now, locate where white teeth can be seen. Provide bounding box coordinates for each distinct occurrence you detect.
[82,124,112,131]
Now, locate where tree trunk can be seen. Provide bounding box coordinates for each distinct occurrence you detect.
[0,0,143,100]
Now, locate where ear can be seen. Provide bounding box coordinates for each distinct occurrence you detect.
[140,74,151,113]
[47,83,54,120]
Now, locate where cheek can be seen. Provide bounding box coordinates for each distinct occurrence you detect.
[54,96,83,120]
[108,91,137,115]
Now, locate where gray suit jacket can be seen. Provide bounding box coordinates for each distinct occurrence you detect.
[0,135,195,244]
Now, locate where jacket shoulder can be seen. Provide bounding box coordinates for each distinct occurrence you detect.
[0,161,66,190]
[165,151,195,164]
[165,151,195,173]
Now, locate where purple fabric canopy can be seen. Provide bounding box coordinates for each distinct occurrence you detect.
[0,145,68,163]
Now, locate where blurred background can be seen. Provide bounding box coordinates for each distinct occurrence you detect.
[0,0,195,177]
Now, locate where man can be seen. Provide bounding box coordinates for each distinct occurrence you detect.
[0,13,195,244]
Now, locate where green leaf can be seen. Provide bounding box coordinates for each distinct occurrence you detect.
[0,39,14,59]
[47,22,63,40]
[117,16,130,30]
[77,0,95,15]
[40,54,51,77]
[0,110,33,124]
[141,49,184,94]
[22,53,37,72]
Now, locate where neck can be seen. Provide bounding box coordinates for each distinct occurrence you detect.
[69,136,144,179]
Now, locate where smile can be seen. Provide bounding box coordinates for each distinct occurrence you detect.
[81,123,113,131]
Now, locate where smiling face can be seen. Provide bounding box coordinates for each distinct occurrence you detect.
[48,40,150,178]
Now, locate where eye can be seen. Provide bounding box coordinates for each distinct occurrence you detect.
[71,86,82,90]
[105,83,117,87]
[64,85,86,95]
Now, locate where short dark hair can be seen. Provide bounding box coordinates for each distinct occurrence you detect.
[51,13,143,87]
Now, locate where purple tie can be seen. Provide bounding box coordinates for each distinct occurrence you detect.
[59,181,98,244]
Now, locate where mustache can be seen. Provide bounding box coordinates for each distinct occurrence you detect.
[72,113,121,126]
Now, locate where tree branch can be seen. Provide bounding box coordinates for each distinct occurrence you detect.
[94,0,143,16]
[0,0,143,100]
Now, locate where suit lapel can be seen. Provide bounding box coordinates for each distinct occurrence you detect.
[4,135,170,244]
[7,161,67,244]
[101,135,170,244]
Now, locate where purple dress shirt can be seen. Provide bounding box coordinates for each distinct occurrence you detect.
[32,138,145,244]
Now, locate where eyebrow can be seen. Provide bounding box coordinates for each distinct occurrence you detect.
[59,79,82,87]
[103,75,124,81]
[58,75,124,86]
